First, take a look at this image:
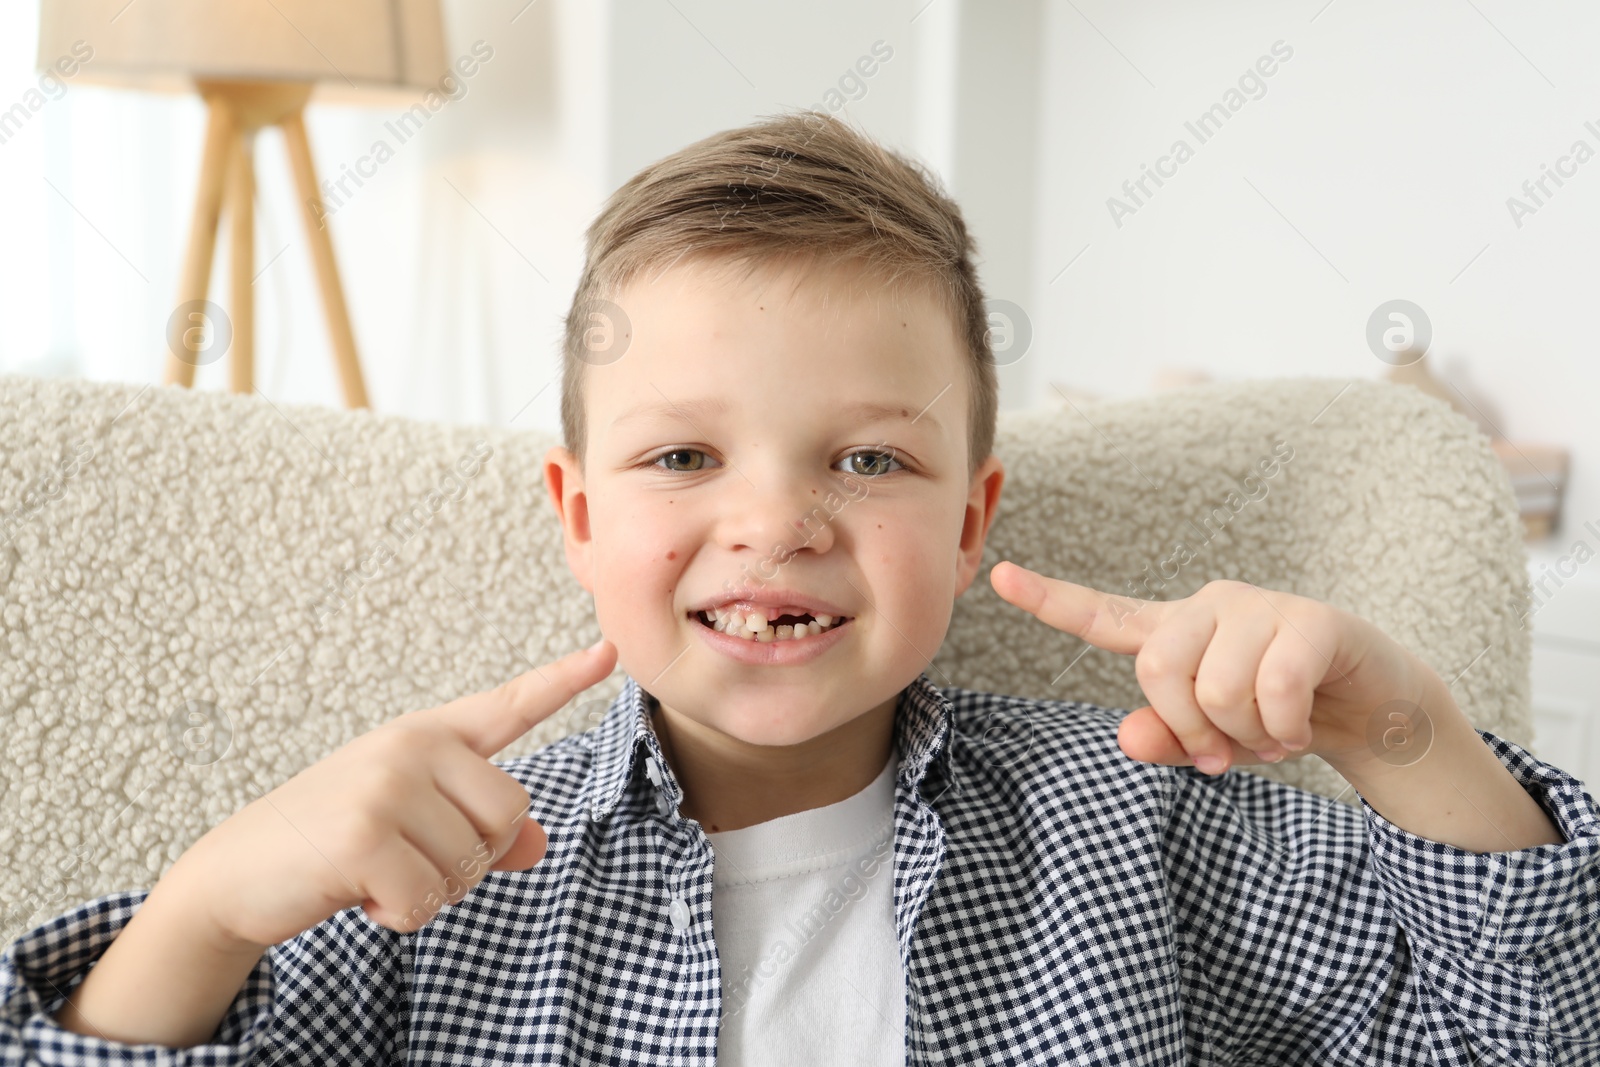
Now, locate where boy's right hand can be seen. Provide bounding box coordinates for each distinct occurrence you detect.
[168,638,617,951]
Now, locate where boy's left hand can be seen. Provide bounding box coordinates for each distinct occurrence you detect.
[989,562,1456,778]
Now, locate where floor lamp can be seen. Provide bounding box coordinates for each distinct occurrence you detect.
[35,0,448,409]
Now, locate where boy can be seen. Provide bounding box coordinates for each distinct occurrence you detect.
[4,111,1598,1065]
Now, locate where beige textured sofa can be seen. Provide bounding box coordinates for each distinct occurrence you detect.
[0,373,1533,947]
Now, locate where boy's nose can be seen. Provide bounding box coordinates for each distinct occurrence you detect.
[710,483,841,555]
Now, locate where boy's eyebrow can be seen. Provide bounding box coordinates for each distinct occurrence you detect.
[611,397,943,431]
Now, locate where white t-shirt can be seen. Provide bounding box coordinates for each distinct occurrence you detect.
[707,751,904,1066]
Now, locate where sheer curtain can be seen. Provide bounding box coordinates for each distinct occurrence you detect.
[0,0,585,430]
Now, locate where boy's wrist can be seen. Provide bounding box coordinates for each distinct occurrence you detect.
[156,834,274,958]
[1324,674,1564,852]
[1318,668,1466,788]
[51,860,270,1047]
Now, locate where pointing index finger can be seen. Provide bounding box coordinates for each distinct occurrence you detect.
[415,638,618,758]
[989,562,1163,656]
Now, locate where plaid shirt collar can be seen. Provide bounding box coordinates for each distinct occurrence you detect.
[586,669,956,821]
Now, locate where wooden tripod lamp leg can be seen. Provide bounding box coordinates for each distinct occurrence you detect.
[281,109,370,410]
[228,131,256,394]
[165,96,237,388]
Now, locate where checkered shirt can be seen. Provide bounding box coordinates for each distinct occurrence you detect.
[4,671,1599,1064]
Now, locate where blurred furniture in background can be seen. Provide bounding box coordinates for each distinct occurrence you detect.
[1052,358,1573,544]
[1495,442,1571,541]
[1525,538,1600,788]
[35,0,450,408]
[1385,354,1570,540]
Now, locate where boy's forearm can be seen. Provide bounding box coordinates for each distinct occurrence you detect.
[1329,673,1566,854]
[51,869,268,1049]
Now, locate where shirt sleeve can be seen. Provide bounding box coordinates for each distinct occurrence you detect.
[0,887,410,1065]
[1161,728,1600,1066]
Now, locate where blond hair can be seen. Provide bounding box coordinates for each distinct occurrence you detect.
[560,109,997,477]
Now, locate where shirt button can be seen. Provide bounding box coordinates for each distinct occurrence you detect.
[644,755,664,786]
[669,896,691,931]
[656,791,674,816]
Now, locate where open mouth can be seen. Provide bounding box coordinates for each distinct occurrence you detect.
[692,606,852,643]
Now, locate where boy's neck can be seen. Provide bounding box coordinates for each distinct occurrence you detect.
[649,693,900,834]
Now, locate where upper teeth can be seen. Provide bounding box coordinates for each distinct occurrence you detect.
[700,606,843,642]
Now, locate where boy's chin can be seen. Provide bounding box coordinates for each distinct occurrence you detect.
[697,705,847,749]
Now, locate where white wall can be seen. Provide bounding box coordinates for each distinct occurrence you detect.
[1031,0,1598,543]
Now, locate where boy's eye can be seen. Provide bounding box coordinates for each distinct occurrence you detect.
[654,448,712,473]
[647,448,904,476]
[838,448,903,478]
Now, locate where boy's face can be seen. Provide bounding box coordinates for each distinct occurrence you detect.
[544,254,1004,749]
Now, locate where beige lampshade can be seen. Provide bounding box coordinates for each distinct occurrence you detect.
[35,0,450,105]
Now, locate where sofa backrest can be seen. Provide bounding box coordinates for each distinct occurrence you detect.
[0,373,1531,942]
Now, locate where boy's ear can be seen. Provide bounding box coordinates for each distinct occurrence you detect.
[543,445,595,594]
[954,453,1005,598]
